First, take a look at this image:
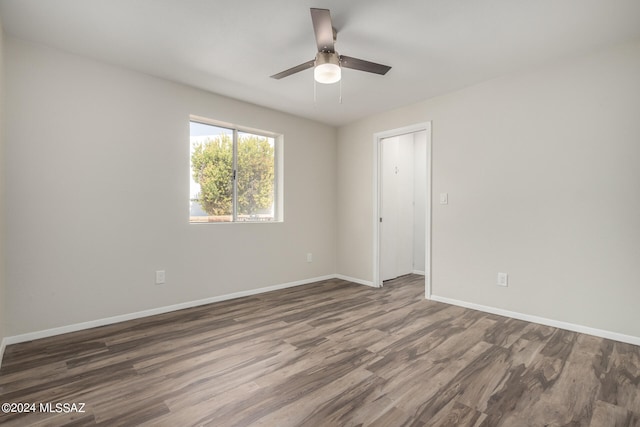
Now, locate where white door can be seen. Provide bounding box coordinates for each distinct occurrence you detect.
[381,135,415,281]
[381,137,399,281]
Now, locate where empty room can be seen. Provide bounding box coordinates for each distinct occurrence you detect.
[0,1,639,426]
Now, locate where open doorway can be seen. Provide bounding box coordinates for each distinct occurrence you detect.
[373,123,432,298]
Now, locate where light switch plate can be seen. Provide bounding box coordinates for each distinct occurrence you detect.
[155,270,166,284]
[440,193,448,204]
[497,272,508,287]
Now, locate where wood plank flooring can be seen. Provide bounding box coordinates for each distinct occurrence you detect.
[1,274,639,426]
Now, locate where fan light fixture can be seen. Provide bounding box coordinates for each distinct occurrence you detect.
[314,52,341,84]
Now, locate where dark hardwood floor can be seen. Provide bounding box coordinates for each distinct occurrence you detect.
[1,274,639,426]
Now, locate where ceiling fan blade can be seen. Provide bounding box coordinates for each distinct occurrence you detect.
[270,59,316,79]
[340,55,391,75]
[310,8,335,53]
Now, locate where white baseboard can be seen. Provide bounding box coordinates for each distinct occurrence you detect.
[430,294,640,347]
[4,278,638,367]
[412,270,426,276]
[3,274,338,347]
[334,274,376,288]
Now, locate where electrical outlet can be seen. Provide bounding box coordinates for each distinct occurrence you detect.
[307,253,313,263]
[497,272,508,287]
[155,270,166,285]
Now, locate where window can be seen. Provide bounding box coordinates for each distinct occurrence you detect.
[189,118,282,223]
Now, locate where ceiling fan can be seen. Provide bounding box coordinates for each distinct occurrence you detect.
[270,8,391,84]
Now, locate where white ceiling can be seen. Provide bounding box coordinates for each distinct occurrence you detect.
[1,0,640,126]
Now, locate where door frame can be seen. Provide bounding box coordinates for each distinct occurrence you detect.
[373,122,432,299]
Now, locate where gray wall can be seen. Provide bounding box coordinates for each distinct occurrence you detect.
[337,41,640,338]
[4,38,337,336]
[3,32,640,344]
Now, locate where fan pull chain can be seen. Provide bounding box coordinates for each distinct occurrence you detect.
[339,78,342,104]
[314,79,317,103]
